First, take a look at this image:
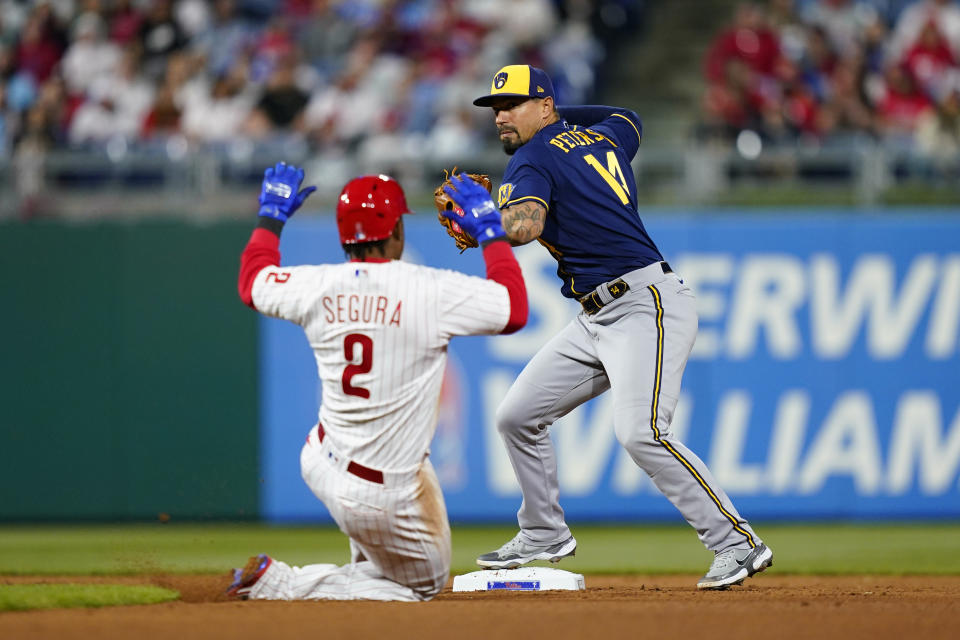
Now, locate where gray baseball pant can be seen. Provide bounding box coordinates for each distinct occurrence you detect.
[497,261,761,553]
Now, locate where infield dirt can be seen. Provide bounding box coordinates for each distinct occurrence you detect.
[2,574,958,639]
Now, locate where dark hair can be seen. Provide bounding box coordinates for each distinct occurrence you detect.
[342,237,389,260]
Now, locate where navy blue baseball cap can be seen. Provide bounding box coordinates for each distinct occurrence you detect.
[473,65,555,106]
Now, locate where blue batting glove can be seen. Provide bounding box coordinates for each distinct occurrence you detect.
[442,174,506,244]
[258,161,317,223]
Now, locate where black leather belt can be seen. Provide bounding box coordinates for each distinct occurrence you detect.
[578,262,672,316]
[317,422,384,484]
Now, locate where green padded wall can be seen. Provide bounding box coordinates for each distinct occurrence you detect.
[0,221,259,521]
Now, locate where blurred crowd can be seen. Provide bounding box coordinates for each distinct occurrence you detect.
[700,0,960,162]
[0,0,637,169]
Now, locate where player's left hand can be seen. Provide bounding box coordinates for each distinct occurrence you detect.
[258,162,317,223]
[442,174,506,244]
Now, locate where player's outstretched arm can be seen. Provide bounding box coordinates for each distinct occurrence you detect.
[442,173,546,246]
[238,162,316,309]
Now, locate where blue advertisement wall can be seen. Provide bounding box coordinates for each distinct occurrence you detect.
[261,212,960,523]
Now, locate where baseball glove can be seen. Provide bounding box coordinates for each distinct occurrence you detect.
[435,167,493,252]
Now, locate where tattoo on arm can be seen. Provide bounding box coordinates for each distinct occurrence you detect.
[501,201,546,245]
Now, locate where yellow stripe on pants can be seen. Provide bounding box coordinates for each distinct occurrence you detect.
[647,284,755,549]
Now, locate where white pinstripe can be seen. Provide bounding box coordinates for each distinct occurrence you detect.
[248,259,509,600]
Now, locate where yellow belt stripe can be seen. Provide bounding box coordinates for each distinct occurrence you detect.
[647,284,755,549]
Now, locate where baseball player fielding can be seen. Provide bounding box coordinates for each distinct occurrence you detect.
[440,64,774,590]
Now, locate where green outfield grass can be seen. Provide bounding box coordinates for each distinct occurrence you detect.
[0,522,958,577]
[0,584,179,612]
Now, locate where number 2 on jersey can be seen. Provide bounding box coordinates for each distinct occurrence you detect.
[342,334,373,398]
[584,151,630,204]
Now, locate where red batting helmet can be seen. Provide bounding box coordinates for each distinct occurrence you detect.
[336,175,412,245]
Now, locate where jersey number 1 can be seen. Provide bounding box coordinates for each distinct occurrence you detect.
[584,151,630,204]
[342,334,373,398]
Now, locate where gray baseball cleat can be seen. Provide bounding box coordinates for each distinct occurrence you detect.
[476,533,577,569]
[697,542,773,590]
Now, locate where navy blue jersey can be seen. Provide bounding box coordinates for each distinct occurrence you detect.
[497,107,663,298]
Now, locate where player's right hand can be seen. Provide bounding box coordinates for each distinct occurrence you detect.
[258,162,317,223]
[442,174,506,244]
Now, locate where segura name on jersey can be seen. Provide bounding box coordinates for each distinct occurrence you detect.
[322,293,402,326]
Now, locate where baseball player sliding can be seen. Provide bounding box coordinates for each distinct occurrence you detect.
[228,162,528,601]
[440,65,773,590]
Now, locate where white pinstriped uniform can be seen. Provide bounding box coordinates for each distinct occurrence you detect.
[246,259,510,601]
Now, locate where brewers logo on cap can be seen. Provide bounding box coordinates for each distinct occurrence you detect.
[473,65,556,107]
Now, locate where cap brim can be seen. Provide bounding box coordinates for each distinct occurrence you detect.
[473,93,533,107]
